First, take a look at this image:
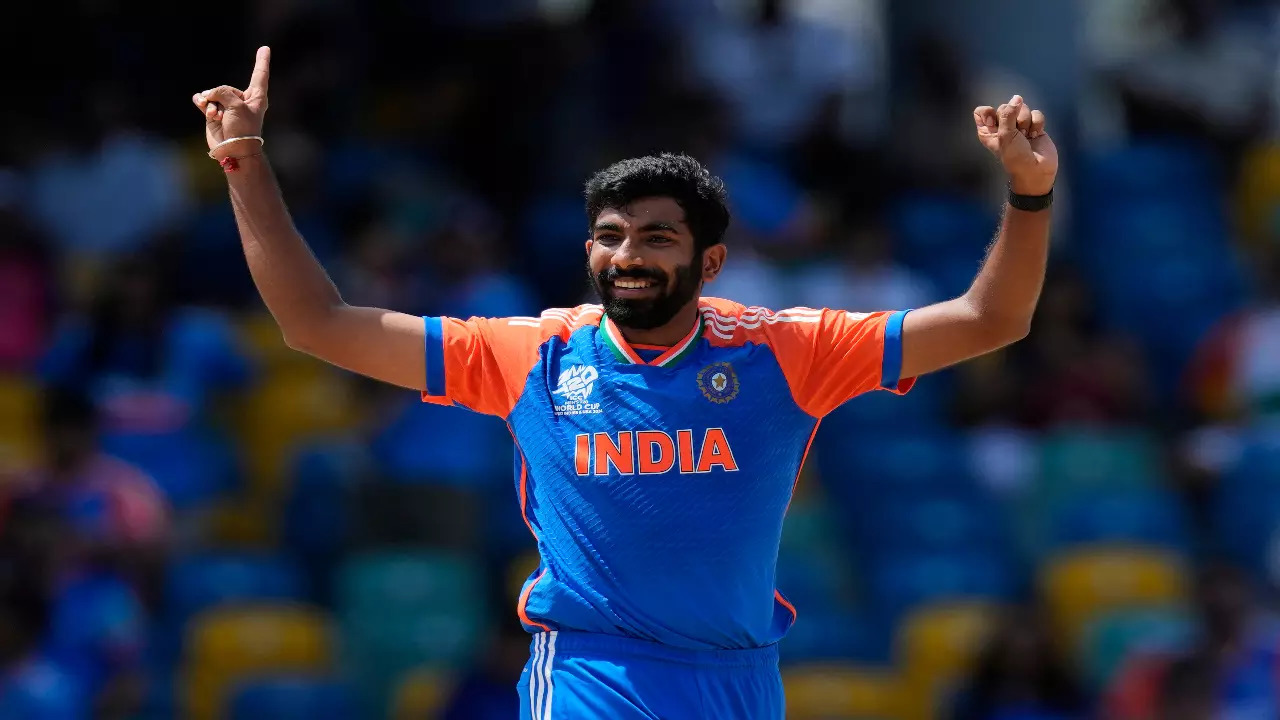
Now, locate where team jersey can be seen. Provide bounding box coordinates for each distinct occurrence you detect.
[421,298,913,651]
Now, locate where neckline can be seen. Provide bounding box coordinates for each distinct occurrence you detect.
[599,313,704,367]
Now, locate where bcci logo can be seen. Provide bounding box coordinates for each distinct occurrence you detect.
[553,365,602,416]
[697,362,739,404]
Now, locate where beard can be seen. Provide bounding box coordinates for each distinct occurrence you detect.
[589,259,703,330]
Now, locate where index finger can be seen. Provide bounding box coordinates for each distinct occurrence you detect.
[248,46,271,94]
[973,106,997,130]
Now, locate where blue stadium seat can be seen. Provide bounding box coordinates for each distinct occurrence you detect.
[887,194,997,267]
[283,441,363,602]
[812,429,971,499]
[775,548,858,613]
[1047,488,1190,553]
[866,549,1017,621]
[229,676,359,720]
[780,608,892,666]
[369,399,511,486]
[1211,431,1280,574]
[165,553,308,626]
[856,488,1006,554]
[1080,141,1221,204]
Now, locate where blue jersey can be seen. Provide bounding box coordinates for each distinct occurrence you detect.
[422,298,912,650]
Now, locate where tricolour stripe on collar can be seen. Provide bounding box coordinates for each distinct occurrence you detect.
[600,314,704,367]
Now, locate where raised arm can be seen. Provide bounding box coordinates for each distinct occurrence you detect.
[193,48,426,390]
[898,95,1058,381]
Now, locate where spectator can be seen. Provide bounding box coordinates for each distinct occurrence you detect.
[1019,267,1152,428]
[951,606,1086,720]
[1107,563,1280,718]
[0,553,87,719]
[0,209,54,373]
[1186,251,1280,422]
[8,388,168,601]
[38,251,251,516]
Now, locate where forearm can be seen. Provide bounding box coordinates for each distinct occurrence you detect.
[224,153,344,344]
[963,202,1052,335]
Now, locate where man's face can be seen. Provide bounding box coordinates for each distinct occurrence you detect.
[586,197,724,330]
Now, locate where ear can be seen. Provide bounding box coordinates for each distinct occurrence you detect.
[585,238,593,256]
[701,244,727,283]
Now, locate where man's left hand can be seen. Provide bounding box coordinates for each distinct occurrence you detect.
[974,95,1058,197]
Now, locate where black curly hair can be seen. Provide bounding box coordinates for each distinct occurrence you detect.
[584,153,731,254]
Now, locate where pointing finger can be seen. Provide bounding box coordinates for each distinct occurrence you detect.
[248,46,271,95]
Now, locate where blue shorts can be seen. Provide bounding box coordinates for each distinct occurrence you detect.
[517,631,784,720]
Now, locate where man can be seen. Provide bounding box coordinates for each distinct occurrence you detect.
[193,47,1057,719]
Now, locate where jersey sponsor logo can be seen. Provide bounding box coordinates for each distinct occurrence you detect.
[697,362,739,404]
[553,365,602,416]
[574,428,739,476]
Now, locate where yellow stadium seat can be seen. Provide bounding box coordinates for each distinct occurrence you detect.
[783,664,903,720]
[234,369,361,497]
[0,375,41,474]
[507,549,541,606]
[1040,547,1188,654]
[207,497,277,548]
[1235,143,1280,249]
[183,604,334,720]
[392,666,455,720]
[896,602,1000,720]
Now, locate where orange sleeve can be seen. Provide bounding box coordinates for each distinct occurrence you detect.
[420,315,547,418]
[765,308,915,418]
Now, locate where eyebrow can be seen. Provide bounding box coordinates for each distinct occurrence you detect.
[593,221,684,235]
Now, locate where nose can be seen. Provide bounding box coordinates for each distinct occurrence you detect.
[610,237,645,269]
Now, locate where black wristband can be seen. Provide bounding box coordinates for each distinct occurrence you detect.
[1008,185,1053,212]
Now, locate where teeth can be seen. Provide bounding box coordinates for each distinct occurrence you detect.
[615,280,652,289]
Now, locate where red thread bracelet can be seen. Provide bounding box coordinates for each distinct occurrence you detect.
[219,156,240,173]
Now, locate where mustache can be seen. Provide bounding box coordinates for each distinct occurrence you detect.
[599,267,668,284]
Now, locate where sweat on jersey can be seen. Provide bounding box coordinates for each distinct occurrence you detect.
[421,298,913,651]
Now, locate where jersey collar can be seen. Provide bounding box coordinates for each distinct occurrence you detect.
[600,313,704,367]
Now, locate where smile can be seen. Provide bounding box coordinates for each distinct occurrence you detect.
[614,279,655,289]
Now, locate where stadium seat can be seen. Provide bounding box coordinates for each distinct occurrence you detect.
[896,602,1000,720]
[228,676,358,720]
[1046,488,1190,553]
[1036,428,1162,498]
[1079,608,1195,691]
[781,607,892,666]
[887,194,997,267]
[813,430,971,507]
[1210,432,1280,577]
[1040,547,1188,650]
[343,610,488,719]
[867,549,1015,621]
[782,664,904,720]
[1079,141,1220,204]
[335,550,485,618]
[506,550,541,606]
[183,605,334,720]
[1235,142,1280,247]
[235,367,362,496]
[0,374,40,473]
[164,552,308,627]
[856,488,1005,554]
[776,547,858,613]
[391,667,454,720]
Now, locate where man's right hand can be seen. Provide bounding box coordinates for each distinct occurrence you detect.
[192,46,271,158]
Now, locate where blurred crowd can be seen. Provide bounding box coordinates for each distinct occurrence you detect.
[2,0,1279,718]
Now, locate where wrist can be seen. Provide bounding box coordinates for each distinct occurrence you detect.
[208,135,265,161]
[1008,176,1054,197]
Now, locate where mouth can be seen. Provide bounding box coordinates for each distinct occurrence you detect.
[610,278,662,299]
